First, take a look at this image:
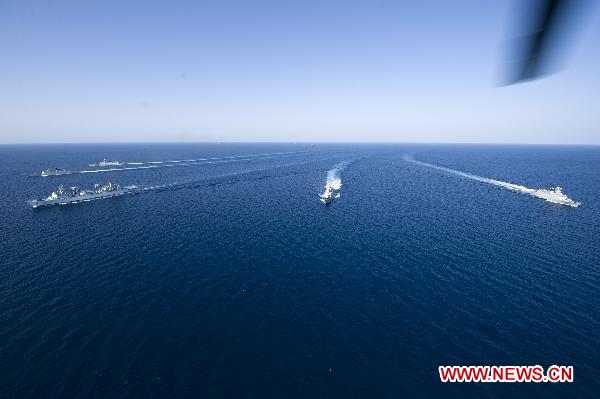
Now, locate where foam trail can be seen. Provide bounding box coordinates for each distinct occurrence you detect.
[403,155,580,207]
[326,161,351,190]
[137,157,321,195]
[320,160,352,203]
[123,151,305,166]
[80,152,307,174]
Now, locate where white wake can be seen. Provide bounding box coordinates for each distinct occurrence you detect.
[79,151,308,174]
[123,151,303,166]
[403,155,580,208]
[320,160,352,203]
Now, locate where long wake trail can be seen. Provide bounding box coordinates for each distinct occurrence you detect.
[403,155,580,207]
[79,151,310,174]
[137,156,327,194]
[122,150,303,166]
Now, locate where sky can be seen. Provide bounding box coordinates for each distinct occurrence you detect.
[0,0,598,144]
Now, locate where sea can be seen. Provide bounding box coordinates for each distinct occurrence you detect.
[0,143,599,398]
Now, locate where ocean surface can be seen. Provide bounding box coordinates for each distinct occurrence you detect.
[1,143,599,398]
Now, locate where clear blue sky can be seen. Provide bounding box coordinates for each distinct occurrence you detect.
[0,0,598,144]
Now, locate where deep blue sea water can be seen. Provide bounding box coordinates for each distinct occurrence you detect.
[1,143,599,398]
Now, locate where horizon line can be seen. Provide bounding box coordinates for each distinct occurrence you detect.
[0,141,599,147]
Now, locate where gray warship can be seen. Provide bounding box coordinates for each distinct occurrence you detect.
[29,182,137,208]
[27,168,73,177]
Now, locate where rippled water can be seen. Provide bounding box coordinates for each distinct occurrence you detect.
[1,143,599,398]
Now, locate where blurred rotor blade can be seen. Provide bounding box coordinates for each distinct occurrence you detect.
[503,0,590,85]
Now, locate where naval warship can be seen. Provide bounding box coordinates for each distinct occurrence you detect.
[319,184,340,204]
[29,182,137,208]
[89,159,124,167]
[531,186,581,208]
[27,168,73,177]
